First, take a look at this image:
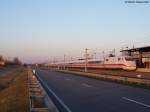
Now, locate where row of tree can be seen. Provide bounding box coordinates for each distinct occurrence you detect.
[0,55,22,65]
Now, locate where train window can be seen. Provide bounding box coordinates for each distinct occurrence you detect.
[69,63,73,64]
[125,57,133,61]
[88,61,101,63]
[106,59,109,61]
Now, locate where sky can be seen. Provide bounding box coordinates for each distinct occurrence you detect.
[0,0,150,63]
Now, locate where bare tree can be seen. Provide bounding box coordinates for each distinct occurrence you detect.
[13,57,22,65]
[0,55,4,61]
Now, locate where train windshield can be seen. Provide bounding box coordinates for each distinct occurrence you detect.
[125,57,134,61]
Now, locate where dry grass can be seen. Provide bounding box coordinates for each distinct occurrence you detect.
[0,71,17,91]
[0,68,29,112]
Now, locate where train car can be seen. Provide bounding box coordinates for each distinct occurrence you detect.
[65,56,136,71]
[46,56,136,71]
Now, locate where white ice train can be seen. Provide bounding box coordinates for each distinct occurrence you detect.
[48,56,136,71]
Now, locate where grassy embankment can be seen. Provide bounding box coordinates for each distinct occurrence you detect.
[0,67,29,112]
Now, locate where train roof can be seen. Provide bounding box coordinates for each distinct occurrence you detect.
[121,46,150,52]
[45,56,131,65]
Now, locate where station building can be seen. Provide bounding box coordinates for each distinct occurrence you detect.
[121,46,150,69]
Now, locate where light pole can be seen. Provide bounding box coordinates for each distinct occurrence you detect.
[64,54,66,70]
[53,58,57,70]
[102,51,105,63]
[94,52,96,59]
[113,48,115,56]
[85,48,89,72]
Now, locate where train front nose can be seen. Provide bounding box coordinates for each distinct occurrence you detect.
[123,61,136,70]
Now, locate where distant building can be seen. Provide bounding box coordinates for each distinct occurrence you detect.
[121,46,150,69]
[0,55,5,66]
[0,61,5,66]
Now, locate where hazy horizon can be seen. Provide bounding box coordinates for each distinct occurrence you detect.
[0,0,150,63]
